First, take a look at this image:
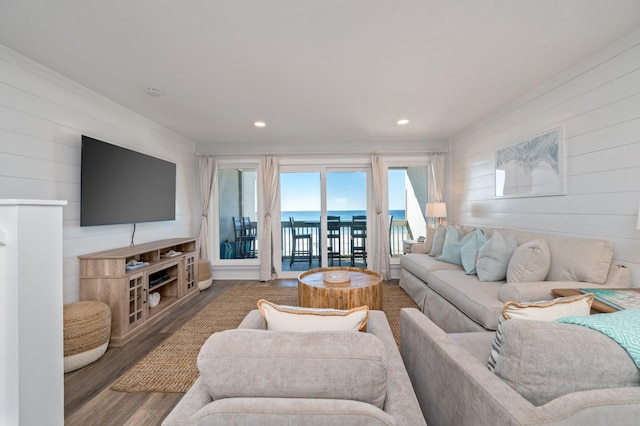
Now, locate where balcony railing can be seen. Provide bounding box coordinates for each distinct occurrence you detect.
[280,219,411,262]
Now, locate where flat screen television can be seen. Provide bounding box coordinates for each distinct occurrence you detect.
[81,135,176,226]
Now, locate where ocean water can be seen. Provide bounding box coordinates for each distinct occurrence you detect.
[282,210,405,222]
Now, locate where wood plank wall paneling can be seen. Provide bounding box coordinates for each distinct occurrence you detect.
[0,45,197,303]
[450,29,640,286]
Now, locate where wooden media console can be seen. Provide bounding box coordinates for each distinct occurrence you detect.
[79,238,199,347]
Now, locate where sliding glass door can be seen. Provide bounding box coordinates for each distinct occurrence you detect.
[278,168,368,277]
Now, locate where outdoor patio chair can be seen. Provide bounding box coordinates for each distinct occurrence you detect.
[350,215,367,267]
[327,215,341,266]
[289,217,312,266]
[233,217,255,259]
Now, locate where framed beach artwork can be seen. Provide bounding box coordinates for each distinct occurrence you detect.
[495,126,565,198]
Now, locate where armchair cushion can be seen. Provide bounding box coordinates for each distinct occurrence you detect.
[197,329,388,409]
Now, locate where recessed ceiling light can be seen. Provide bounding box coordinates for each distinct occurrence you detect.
[145,88,163,97]
[397,119,410,125]
[254,121,266,128]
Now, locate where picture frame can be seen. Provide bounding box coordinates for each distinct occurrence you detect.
[495,125,565,198]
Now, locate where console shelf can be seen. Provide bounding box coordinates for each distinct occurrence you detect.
[79,238,199,347]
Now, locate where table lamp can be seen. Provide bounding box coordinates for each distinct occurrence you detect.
[426,202,447,227]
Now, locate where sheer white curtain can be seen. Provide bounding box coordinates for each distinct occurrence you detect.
[258,156,279,281]
[198,157,217,260]
[428,153,445,203]
[427,153,447,226]
[371,155,390,280]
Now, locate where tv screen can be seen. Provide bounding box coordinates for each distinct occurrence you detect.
[81,136,176,226]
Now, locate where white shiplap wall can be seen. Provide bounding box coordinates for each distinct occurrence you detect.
[0,45,197,303]
[450,29,640,287]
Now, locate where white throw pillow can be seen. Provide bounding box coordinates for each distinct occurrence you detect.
[506,239,551,283]
[257,299,369,332]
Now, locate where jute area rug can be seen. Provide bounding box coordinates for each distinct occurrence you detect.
[111,283,417,393]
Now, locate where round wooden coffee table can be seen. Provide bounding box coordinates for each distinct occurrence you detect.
[298,267,382,310]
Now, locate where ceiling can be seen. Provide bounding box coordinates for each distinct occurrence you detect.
[1,1,640,151]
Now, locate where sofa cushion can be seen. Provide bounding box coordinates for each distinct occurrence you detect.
[428,224,447,257]
[488,293,594,371]
[438,226,476,266]
[506,239,550,283]
[197,398,396,426]
[257,300,368,332]
[545,237,614,284]
[460,229,489,274]
[428,269,505,329]
[198,329,388,409]
[491,320,640,406]
[476,231,519,282]
[400,253,463,283]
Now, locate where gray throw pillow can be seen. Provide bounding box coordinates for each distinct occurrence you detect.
[491,320,640,406]
[506,239,550,283]
[476,231,518,282]
[428,224,446,257]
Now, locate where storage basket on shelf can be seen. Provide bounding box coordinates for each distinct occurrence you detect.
[63,301,111,373]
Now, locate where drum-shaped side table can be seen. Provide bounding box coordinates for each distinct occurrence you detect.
[298,267,382,310]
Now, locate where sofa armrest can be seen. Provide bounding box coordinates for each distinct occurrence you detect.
[162,377,212,426]
[236,309,266,329]
[498,281,582,303]
[536,387,640,425]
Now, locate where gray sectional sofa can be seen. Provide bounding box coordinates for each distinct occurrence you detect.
[400,226,631,332]
[163,310,426,425]
[400,308,640,426]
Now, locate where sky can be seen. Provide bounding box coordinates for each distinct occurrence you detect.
[280,170,406,211]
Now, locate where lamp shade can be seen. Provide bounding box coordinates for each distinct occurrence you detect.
[426,202,447,218]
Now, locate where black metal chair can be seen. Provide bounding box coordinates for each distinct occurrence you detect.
[232,217,255,258]
[350,215,367,267]
[289,217,312,266]
[327,215,341,266]
[242,216,257,258]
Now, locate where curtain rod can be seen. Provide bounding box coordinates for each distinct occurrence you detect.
[195,150,448,157]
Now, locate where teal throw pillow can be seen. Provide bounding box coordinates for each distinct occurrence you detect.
[476,231,519,282]
[460,229,488,274]
[438,226,476,266]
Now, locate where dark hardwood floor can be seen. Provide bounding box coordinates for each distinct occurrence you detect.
[64,279,299,425]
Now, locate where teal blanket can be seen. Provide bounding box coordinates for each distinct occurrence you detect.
[557,309,640,369]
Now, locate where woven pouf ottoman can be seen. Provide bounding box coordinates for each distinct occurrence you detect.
[63,301,111,373]
[198,258,213,290]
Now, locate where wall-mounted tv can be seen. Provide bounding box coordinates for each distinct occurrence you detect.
[81,135,176,226]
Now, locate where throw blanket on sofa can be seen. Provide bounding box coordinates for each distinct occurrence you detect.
[557,309,640,368]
